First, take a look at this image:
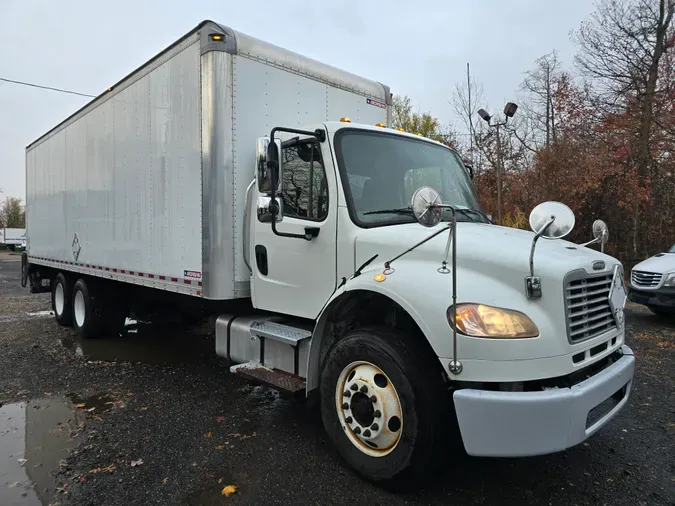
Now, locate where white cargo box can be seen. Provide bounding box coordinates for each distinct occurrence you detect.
[26,20,391,300]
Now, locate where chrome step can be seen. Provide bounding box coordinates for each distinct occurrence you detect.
[250,321,311,345]
[231,362,306,395]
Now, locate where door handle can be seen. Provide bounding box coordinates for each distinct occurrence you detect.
[304,227,320,240]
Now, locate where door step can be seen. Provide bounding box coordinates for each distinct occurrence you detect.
[231,362,306,396]
[250,321,312,344]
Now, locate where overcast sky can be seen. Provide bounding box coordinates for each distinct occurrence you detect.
[0,0,596,201]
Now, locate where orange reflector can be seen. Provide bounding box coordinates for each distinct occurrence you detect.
[211,34,224,41]
[340,117,351,122]
[374,273,386,282]
[196,290,201,296]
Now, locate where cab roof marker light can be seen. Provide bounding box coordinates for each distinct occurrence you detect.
[375,123,386,128]
[340,117,351,123]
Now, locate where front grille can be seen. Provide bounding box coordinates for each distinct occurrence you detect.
[631,270,662,288]
[565,272,616,343]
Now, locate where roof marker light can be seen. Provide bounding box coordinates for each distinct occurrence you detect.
[340,117,351,123]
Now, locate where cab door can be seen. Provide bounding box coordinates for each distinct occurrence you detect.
[250,132,338,319]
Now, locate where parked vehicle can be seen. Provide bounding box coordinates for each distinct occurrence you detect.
[628,243,675,317]
[1,227,26,251]
[22,20,635,488]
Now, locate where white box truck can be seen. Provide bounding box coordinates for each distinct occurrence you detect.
[1,227,26,250]
[22,20,635,488]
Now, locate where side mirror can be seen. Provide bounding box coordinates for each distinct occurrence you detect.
[528,201,575,239]
[256,137,282,194]
[257,195,283,223]
[593,219,609,245]
[462,158,474,179]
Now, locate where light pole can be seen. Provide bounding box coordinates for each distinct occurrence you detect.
[477,102,518,225]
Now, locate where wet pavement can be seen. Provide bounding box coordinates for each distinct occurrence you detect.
[1,249,674,505]
[1,397,84,506]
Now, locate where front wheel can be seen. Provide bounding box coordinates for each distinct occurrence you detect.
[320,327,448,489]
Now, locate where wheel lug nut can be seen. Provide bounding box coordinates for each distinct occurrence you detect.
[342,402,349,410]
[371,423,379,431]
[343,390,351,398]
[369,395,377,403]
[350,384,358,391]
[353,426,361,435]
[345,416,353,424]
[360,385,368,393]
[363,429,371,437]
[374,410,381,418]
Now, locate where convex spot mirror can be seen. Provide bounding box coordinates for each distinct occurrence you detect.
[528,201,575,239]
[593,219,609,244]
[256,137,282,194]
[411,186,444,227]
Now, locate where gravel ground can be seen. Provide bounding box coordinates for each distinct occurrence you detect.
[1,250,674,505]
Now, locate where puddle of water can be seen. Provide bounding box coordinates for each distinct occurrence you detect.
[0,397,83,506]
[59,322,215,366]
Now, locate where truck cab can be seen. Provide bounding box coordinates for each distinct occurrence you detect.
[221,119,635,485]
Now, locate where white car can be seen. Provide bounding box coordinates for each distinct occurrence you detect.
[628,243,675,317]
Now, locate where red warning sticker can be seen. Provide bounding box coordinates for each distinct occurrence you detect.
[366,97,387,109]
[184,270,202,279]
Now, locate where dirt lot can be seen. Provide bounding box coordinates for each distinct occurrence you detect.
[1,250,674,505]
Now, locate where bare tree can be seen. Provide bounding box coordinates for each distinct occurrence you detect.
[573,0,674,177]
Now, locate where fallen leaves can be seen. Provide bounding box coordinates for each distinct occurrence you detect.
[215,445,225,450]
[75,403,86,409]
[632,331,675,349]
[130,459,144,467]
[204,432,213,439]
[162,477,168,484]
[228,432,257,439]
[221,485,238,497]
[216,416,225,423]
[90,464,116,474]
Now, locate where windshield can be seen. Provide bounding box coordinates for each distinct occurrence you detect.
[334,129,485,227]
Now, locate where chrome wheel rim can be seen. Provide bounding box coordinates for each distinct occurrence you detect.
[54,283,65,316]
[335,361,403,457]
[74,291,86,327]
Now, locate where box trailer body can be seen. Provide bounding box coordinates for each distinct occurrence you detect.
[25,20,390,300]
[23,20,635,489]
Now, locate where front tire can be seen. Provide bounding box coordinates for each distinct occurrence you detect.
[320,327,448,489]
[52,273,73,326]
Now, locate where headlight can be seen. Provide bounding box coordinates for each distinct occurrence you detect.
[664,272,675,287]
[448,304,539,338]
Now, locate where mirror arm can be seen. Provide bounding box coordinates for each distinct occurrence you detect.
[529,216,556,278]
[525,216,555,300]
[383,224,452,272]
[267,126,326,241]
[580,236,601,248]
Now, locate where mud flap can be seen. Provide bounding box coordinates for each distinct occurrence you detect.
[20,252,28,288]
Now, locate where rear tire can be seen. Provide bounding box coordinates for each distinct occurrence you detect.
[72,278,105,339]
[52,273,73,327]
[320,326,448,490]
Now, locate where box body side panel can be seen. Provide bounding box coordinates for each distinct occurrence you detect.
[26,37,203,292]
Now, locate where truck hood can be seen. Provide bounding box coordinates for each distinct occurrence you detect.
[632,252,675,275]
[354,222,618,280]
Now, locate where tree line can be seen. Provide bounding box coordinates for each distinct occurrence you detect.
[394,0,675,268]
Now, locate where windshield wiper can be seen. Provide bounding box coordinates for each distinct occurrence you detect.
[454,208,492,223]
[363,207,414,216]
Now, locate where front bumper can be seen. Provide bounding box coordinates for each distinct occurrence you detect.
[453,345,635,457]
[628,284,675,308]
